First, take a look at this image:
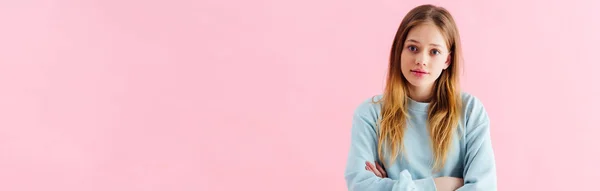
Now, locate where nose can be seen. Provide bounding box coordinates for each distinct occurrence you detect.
[415,52,428,66]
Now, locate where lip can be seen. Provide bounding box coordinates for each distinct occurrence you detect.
[410,69,429,74]
[410,69,429,78]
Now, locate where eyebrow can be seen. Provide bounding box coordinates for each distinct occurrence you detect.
[406,39,442,47]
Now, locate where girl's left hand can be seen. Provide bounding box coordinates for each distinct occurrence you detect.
[365,161,387,178]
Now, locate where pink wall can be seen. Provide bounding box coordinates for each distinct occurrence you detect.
[1,0,599,190]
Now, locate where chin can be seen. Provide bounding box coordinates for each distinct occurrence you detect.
[406,79,432,88]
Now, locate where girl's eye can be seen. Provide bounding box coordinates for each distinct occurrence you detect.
[407,45,417,52]
[431,49,441,55]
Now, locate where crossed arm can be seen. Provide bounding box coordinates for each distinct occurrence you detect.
[364,161,464,191]
[344,101,497,191]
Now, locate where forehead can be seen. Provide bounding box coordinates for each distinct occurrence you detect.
[405,23,447,48]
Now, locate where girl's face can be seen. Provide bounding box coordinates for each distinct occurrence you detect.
[400,22,451,92]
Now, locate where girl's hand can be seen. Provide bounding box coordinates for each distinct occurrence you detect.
[365,161,463,190]
[365,161,387,178]
[365,161,463,191]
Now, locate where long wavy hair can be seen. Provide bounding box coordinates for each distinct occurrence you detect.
[376,4,463,171]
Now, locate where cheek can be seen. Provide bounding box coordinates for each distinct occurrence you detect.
[400,52,413,68]
[431,57,448,70]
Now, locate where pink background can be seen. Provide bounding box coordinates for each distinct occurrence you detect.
[1,0,599,190]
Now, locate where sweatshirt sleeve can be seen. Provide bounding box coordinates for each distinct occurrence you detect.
[344,100,437,191]
[456,99,498,191]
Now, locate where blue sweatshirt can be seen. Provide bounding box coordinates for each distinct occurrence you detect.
[344,93,497,191]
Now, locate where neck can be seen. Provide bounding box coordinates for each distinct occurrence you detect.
[408,85,433,102]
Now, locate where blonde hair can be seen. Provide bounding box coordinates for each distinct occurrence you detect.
[376,4,463,171]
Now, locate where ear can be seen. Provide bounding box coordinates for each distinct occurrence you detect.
[444,53,451,70]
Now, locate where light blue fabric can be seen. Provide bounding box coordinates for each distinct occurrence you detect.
[344,92,497,191]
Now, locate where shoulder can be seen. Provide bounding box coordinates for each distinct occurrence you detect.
[352,94,384,123]
[460,92,490,128]
[460,92,486,113]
